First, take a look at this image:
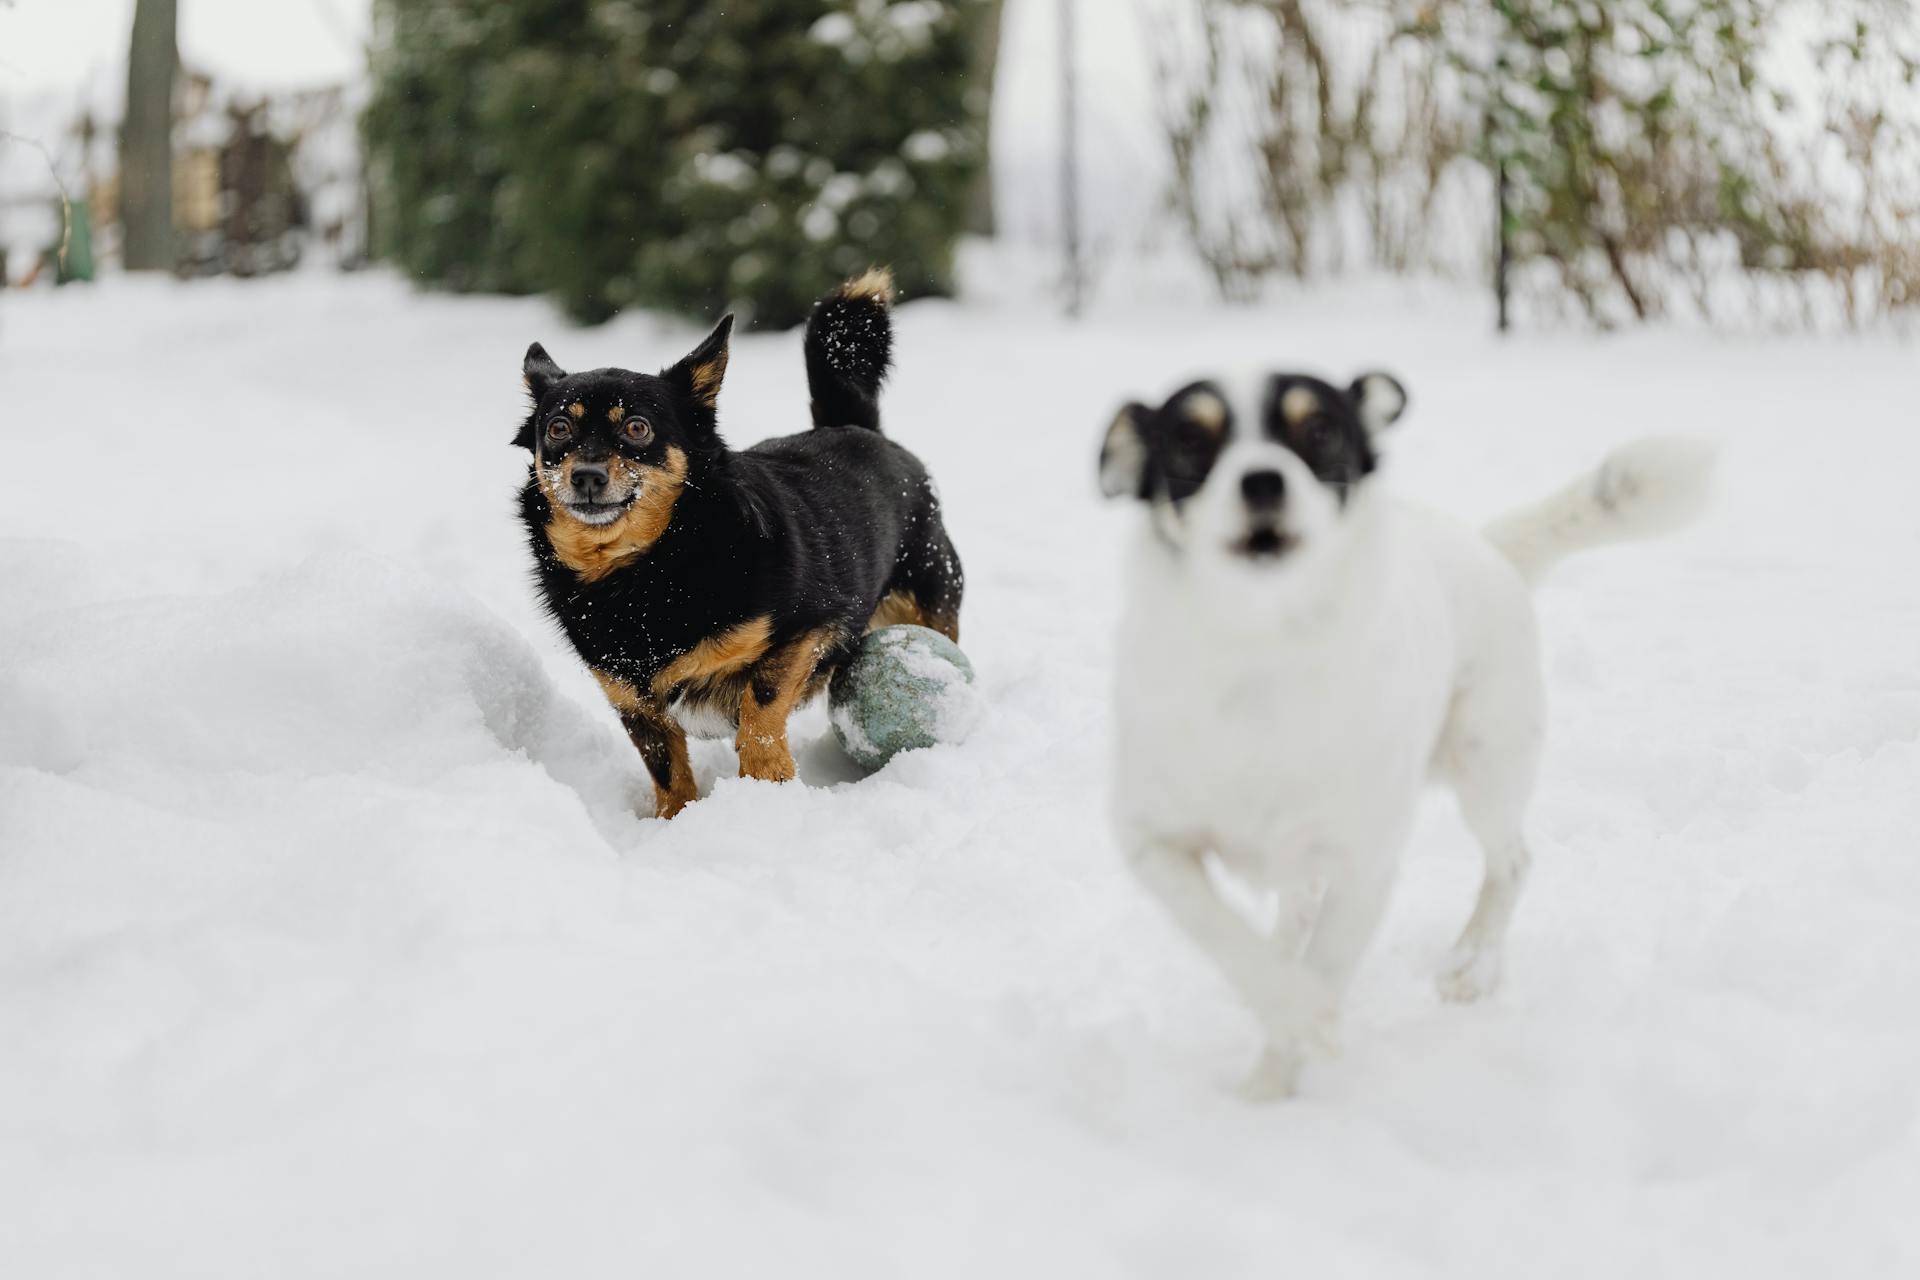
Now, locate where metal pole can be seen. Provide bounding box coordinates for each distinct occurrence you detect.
[1060,0,1084,318]
[1496,149,1511,334]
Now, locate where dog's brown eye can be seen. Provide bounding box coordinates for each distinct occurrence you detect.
[545,418,573,445]
[621,418,653,447]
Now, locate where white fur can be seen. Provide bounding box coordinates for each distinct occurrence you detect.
[1112,428,1713,1098]
[1485,435,1718,585]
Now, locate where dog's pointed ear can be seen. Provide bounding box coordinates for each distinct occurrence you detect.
[524,342,565,400]
[1349,372,1408,436]
[1099,402,1153,500]
[517,343,566,450]
[665,315,733,421]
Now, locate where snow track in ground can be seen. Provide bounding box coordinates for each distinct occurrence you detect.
[2,265,1916,1276]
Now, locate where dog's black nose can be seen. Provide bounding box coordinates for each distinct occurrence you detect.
[1240,468,1286,510]
[570,463,609,500]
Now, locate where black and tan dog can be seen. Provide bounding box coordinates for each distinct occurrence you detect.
[515,271,963,818]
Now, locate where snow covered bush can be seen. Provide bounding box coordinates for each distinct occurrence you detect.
[1150,0,1920,328]
[1424,0,1799,324]
[1148,0,1479,295]
[364,0,989,327]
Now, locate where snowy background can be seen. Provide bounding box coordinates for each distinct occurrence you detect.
[4,1,1920,1276]
[0,0,1164,261]
[5,249,1918,1278]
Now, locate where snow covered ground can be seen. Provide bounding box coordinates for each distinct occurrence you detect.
[2,257,1917,1276]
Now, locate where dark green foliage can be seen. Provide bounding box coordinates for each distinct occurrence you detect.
[364,0,987,327]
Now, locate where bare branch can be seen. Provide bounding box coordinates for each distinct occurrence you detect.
[0,129,74,271]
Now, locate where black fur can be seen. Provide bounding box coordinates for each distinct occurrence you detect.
[804,281,893,429]
[1101,371,1407,509]
[514,279,963,752]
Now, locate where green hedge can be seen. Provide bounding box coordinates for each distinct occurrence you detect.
[365,0,987,327]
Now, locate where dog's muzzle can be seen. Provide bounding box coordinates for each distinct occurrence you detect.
[560,461,635,525]
[1231,468,1295,561]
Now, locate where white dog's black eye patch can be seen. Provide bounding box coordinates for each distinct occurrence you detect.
[1263,374,1379,496]
[1100,381,1234,504]
[1151,382,1233,502]
[1100,370,1408,507]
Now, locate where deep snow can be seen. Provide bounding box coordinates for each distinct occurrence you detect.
[2,257,1917,1277]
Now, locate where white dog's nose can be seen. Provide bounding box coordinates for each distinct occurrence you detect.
[1240,468,1286,511]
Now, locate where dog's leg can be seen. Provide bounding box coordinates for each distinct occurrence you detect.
[1437,779,1532,1002]
[737,628,835,782]
[1435,681,1540,1002]
[1299,856,1399,1004]
[594,670,697,818]
[622,708,697,820]
[1123,832,1332,1099]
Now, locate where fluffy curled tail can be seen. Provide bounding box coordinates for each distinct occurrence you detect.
[804,268,895,431]
[1485,435,1718,585]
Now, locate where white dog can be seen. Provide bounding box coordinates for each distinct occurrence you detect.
[1099,371,1713,1098]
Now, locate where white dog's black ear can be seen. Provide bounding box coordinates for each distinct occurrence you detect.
[1349,372,1408,436]
[524,343,565,400]
[1099,402,1152,499]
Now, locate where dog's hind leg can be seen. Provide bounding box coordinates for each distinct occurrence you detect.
[878,510,963,643]
[1438,784,1532,1003]
[1435,669,1542,1002]
[1123,831,1333,1099]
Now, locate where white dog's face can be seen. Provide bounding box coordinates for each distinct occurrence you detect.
[1099,371,1408,582]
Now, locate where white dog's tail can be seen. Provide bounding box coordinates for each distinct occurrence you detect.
[1484,435,1717,585]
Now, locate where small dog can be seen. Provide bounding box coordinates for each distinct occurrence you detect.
[515,271,962,818]
[1099,371,1712,1097]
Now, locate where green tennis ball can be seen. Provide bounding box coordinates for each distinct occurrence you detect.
[829,625,980,770]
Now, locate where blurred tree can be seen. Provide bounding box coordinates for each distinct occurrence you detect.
[121,0,178,271]
[365,0,991,328]
[360,1,541,295]
[965,0,1005,236]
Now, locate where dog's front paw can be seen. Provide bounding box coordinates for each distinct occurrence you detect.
[737,733,797,783]
[1437,943,1503,1003]
[1237,1044,1304,1102]
[1249,966,1339,1053]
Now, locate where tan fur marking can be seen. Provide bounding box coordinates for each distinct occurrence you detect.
[866,590,960,643]
[594,454,651,508]
[592,669,644,716]
[687,349,728,412]
[626,707,697,819]
[568,401,586,419]
[543,446,690,582]
[653,729,696,818]
[737,628,836,783]
[607,404,625,424]
[1282,385,1320,426]
[595,675,698,818]
[865,590,927,633]
[652,616,775,699]
[1184,389,1228,434]
[841,267,895,306]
